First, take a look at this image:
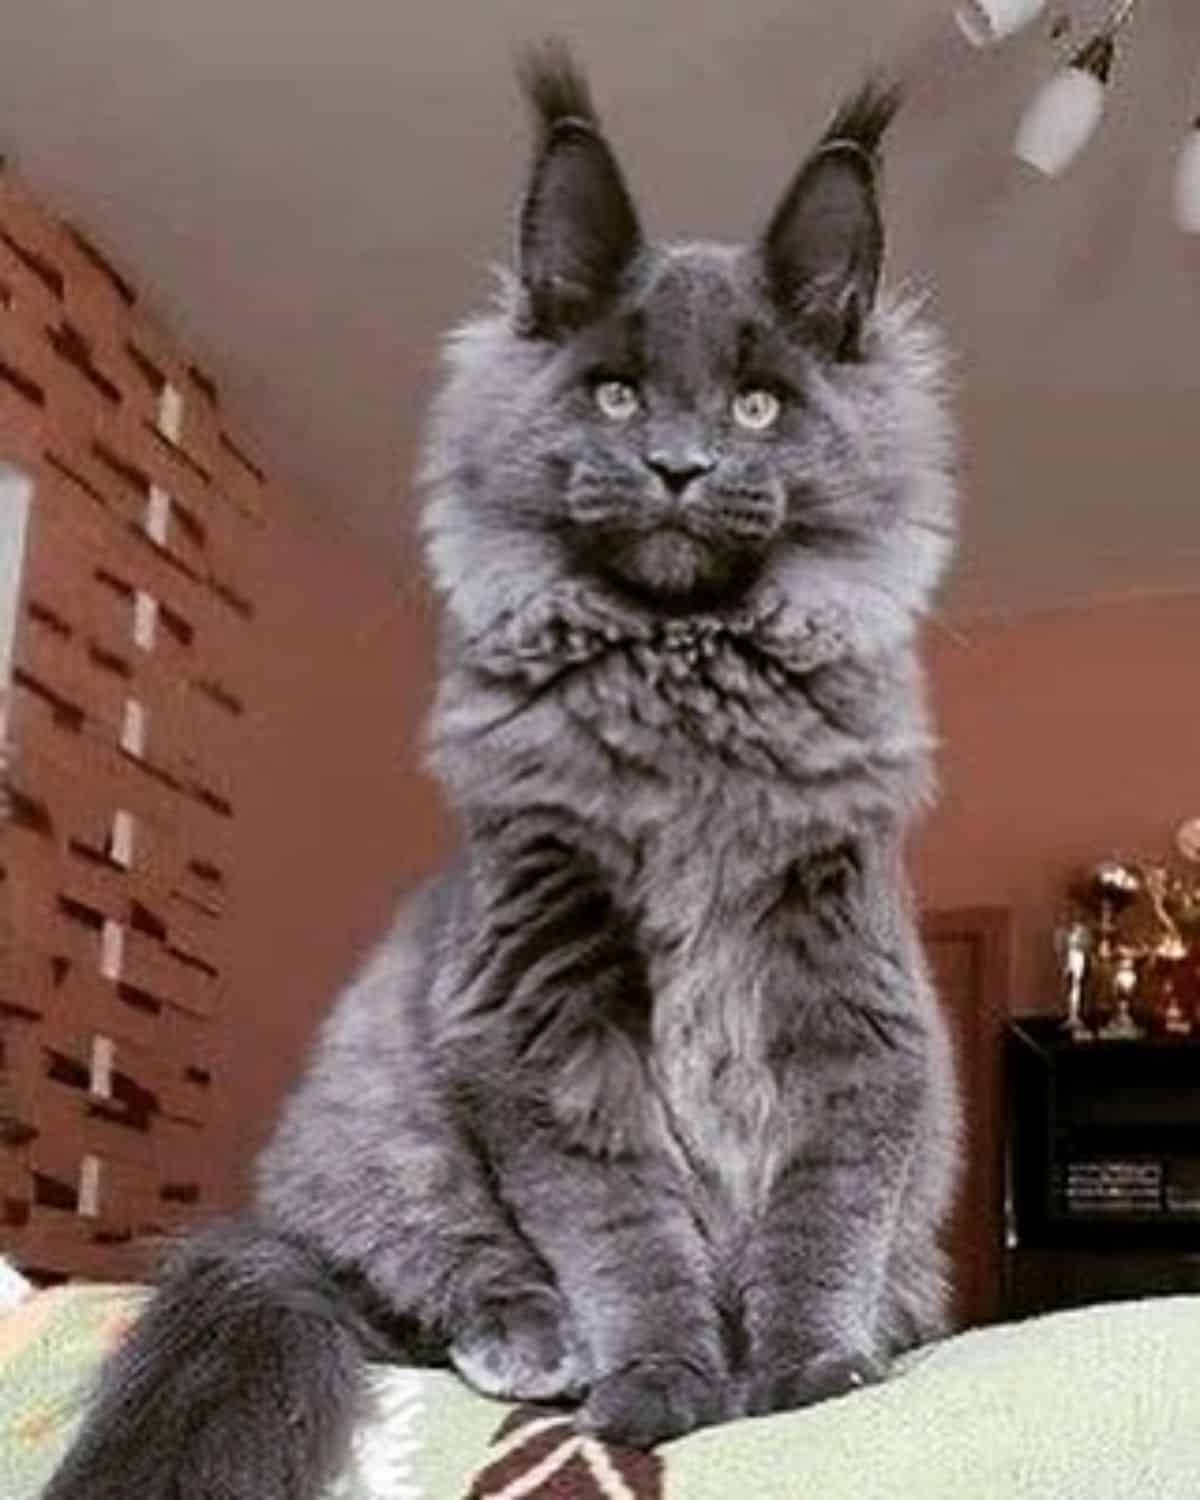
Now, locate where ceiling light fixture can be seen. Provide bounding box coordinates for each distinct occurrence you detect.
[1014,26,1117,175]
[958,1,1200,231]
[956,0,1049,48]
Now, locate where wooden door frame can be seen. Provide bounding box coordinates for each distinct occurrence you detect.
[921,905,1013,1326]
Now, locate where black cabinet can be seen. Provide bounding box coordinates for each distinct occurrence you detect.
[1004,1016,1200,1317]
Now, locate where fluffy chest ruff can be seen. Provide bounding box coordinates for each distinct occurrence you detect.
[439,602,933,812]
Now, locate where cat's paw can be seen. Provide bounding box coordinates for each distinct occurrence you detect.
[576,1357,724,1448]
[749,1348,886,1417]
[450,1288,586,1402]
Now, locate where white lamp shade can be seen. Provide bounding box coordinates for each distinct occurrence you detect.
[1172,128,1200,234]
[955,0,1047,48]
[1014,66,1107,176]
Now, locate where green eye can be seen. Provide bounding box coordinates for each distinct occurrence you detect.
[732,388,781,432]
[594,379,640,422]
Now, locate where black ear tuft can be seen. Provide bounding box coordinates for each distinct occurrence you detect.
[515,43,642,339]
[819,76,903,160]
[760,78,901,362]
[517,38,600,135]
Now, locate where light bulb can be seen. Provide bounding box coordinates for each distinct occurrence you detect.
[1172,120,1200,234]
[1013,34,1115,177]
[955,0,1048,48]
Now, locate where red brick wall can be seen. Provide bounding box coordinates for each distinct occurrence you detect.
[0,161,446,1275]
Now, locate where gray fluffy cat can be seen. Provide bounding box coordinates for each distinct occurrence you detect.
[44,45,959,1499]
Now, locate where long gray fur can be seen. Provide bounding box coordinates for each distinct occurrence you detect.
[43,42,960,1497]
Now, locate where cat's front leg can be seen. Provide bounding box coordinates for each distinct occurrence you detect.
[741,850,949,1417]
[742,1029,926,1416]
[454,814,729,1444]
[502,1135,729,1446]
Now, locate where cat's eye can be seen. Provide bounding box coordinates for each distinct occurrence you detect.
[732,388,781,432]
[594,379,640,422]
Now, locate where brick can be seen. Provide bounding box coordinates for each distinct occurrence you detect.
[0,231,67,330]
[6,1211,160,1281]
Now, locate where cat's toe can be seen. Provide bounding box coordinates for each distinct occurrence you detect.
[450,1289,586,1402]
[576,1357,723,1448]
[749,1349,885,1416]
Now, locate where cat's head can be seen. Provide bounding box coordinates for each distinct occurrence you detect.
[423,44,955,665]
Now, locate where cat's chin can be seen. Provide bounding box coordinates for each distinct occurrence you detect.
[594,528,763,615]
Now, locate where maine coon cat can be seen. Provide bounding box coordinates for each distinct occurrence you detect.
[44,44,960,1499]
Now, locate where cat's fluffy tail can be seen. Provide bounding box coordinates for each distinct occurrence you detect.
[41,1220,367,1500]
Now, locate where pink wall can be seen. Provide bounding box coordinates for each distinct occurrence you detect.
[913,592,1200,1015]
[214,508,449,1205]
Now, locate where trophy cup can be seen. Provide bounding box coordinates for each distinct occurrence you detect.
[1088,860,1144,1040]
[1143,864,1191,1036]
[1099,949,1143,1040]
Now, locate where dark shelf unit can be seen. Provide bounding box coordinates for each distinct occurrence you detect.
[1004,1016,1200,1318]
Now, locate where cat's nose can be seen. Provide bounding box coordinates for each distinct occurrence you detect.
[645,452,714,496]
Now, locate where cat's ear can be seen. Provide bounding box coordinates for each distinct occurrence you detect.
[515,42,642,336]
[760,81,900,361]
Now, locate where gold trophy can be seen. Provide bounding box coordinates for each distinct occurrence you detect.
[1088,860,1144,1039]
[1142,864,1190,1036]
[1100,949,1142,1040]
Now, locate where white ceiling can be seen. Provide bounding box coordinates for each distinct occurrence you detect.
[2,0,1199,618]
